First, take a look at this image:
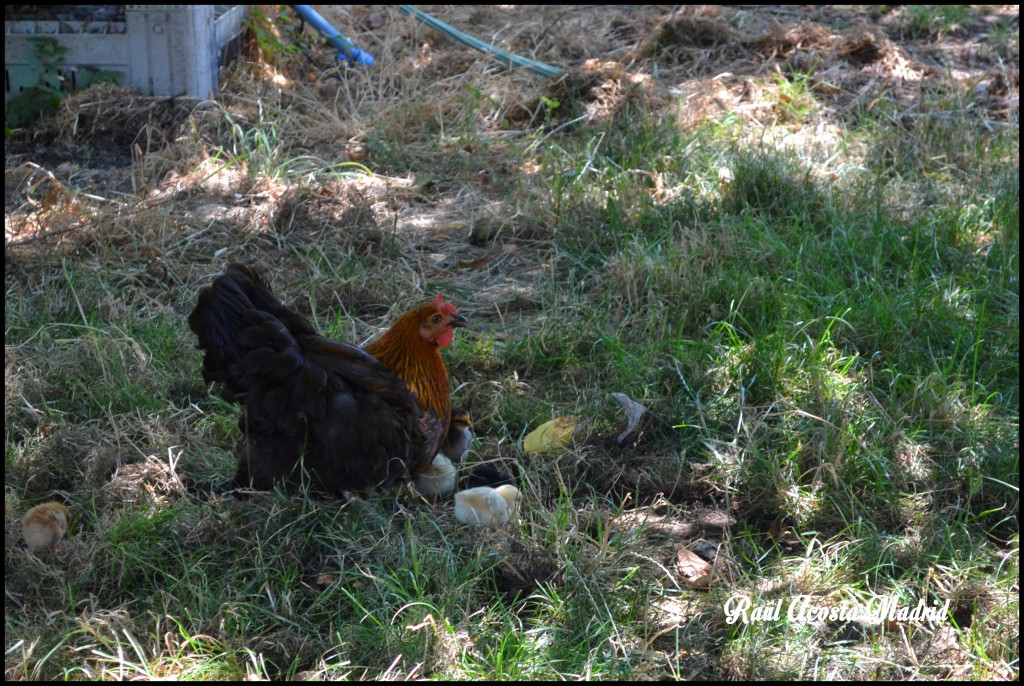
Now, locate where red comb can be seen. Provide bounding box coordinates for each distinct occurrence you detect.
[433,292,458,315]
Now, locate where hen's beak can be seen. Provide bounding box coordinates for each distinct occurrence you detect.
[449,313,469,328]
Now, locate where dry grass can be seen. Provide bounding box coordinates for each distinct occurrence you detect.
[5,4,1019,681]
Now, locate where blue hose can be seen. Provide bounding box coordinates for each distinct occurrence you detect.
[291,5,374,66]
[398,5,563,77]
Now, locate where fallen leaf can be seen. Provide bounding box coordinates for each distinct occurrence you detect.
[523,417,576,454]
[676,547,712,587]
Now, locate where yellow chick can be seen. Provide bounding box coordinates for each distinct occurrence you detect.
[454,485,521,527]
[495,484,521,519]
[414,454,457,502]
[22,501,72,554]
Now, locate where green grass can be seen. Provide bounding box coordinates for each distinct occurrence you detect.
[5,5,1019,681]
[904,5,972,40]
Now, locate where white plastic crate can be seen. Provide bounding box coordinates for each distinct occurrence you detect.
[5,5,248,101]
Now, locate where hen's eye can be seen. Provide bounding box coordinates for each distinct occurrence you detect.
[431,314,443,324]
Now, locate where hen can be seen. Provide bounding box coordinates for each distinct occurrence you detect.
[188,264,467,494]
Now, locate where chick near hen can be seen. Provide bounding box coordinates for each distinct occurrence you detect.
[495,485,520,518]
[441,407,474,464]
[415,407,473,502]
[467,465,516,489]
[454,485,521,527]
[22,501,72,554]
[414,453,457,502]
[188,264,467,494]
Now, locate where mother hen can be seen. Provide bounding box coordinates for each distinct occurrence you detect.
[188,264,467,494]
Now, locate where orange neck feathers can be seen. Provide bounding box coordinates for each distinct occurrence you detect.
[366,305,453,426]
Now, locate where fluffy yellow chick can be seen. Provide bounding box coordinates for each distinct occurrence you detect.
[454,485,521,527]
[414,454,457,502]
[495,484,520,518]
[22,501,72,554]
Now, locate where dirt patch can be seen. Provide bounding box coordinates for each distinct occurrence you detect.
[7,83,195,173]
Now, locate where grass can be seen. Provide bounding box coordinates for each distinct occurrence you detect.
[5,4,1019,681]
[903,5,972,40]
